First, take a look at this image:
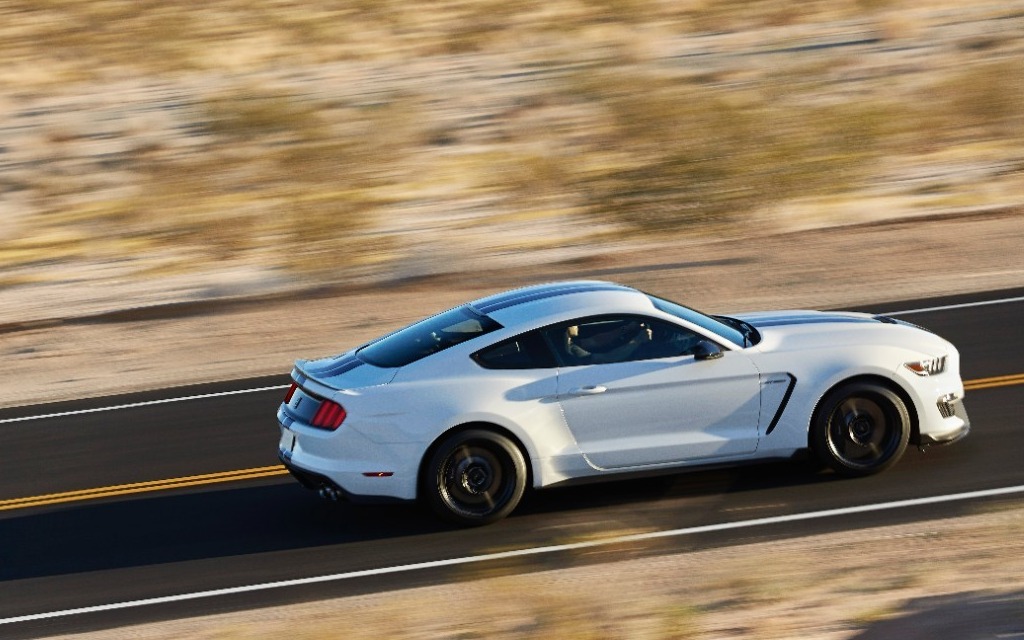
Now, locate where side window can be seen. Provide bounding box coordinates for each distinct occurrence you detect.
[472,331,557,370]
[544,316,707,366]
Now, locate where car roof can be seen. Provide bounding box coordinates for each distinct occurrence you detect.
[470,281,635,313]
[469,280,655,327]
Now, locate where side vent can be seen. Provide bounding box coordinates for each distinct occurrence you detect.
[762,374,797,435]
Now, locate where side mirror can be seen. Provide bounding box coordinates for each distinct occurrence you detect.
[693,340,724,361]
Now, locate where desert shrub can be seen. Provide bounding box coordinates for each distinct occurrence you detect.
[567,73,882,233]
[941,59,1024,141]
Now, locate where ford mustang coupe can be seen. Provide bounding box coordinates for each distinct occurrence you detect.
[277,281,969,525]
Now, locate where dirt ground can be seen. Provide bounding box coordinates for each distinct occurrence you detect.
[3,209,1022,410]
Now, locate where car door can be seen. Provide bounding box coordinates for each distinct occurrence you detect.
[546,316,761,470]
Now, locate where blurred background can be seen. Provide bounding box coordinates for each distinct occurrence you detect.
[1,0,1022,325]
[2,4,1023,634]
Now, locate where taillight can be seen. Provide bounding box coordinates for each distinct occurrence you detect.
[283,383,298,404]
[311,399,347,430]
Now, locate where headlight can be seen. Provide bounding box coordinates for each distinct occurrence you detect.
[904,355,947,376]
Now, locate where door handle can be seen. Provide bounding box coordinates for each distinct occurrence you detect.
[569,385,607,396]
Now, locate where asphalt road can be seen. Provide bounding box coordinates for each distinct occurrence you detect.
[1,288,1023,638]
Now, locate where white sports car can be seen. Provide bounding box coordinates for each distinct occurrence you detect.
[278,281,969,525]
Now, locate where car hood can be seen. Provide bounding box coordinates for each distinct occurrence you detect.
[295,352,397,390]
[732,310,880,329]
[732,310,950,355]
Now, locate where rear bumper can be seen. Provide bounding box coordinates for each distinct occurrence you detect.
[278,416,421,502]
[279,453,410,505]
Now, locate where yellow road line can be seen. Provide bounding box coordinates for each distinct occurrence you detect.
[1,372,1022,512]
[0,466,288,511]
[964,373,1024,391]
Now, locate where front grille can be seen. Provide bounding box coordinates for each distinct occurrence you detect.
[937,394,960,419]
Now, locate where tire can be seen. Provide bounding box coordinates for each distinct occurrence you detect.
[811,382,910,477]
[424,429,527,526]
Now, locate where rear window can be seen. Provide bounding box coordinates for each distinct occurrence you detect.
[472,331,557,370]
[358,306,502,368]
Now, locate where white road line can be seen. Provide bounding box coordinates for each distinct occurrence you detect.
[4,483,1023,626]
[880,295,1024,317]
[0,385,290,425]
[4,293,1024,423]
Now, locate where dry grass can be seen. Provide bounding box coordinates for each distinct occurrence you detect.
[2,0,1023,292]
[0,1,903,75]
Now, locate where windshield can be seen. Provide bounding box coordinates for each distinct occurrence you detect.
[647,295,748,347]
[358,306,502,368]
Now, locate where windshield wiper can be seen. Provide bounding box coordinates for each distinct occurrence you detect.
[739,319,758,347]
[713,315,758,347]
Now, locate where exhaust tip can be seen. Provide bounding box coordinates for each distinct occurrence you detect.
[317,486,340,501]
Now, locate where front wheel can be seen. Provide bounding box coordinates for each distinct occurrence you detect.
[811,382,910,477]
[424,429,527,526]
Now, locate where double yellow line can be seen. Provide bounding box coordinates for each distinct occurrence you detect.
[2,373,1021,513]
[964,373,1024,391]
[0,466,287,512]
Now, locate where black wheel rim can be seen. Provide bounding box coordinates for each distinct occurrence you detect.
[826,395,901,469]
[437,443,514,518]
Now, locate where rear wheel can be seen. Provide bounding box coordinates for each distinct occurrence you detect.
[812,382,910,477]
[424,429,526,526]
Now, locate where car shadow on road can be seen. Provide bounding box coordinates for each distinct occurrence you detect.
[518,458,839,517]
[0,480,443,582]
[0,460,838,582]
[849,590,1024,639]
